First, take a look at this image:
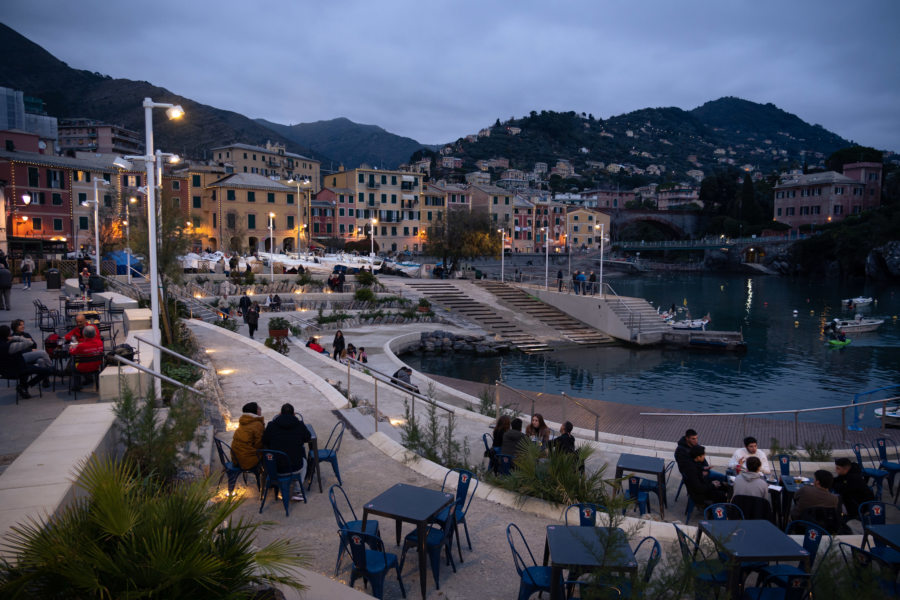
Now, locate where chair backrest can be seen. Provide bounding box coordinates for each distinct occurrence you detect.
[627,475,642,498]
[506,523,539,583]
[785,520,831,563]
[800,506,842,535]
[344,529,386,572]
[442,468,478,518]
[874,438,896,464]
[633,536,662,583]
[329,484,357,529]
[257,448,290,477]
[748,575,809,600]
[73,350,105,373]
[839,541,898,595]
[496,453,513,475]
[213,437,233,468]
[704,503,744,521]
[565,503,606,527]
[663,460,675,485]
[323,421,345,454]
[858,500,886,526]
[851,443,866,467]
[673,524,697,563]
[732,495,773,521]
[776,454,793,476]
[483,433,492,453]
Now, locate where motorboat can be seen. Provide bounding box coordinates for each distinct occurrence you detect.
[671,315,710,330]
[874,403,900,426]
[829,315,884,334]
[842,296,874,307]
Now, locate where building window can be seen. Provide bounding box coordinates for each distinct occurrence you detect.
[404,227,410,236]
[391,227,397,236]
[326,223,332,233]
[172,198,180,209]
[226,213,236,229]
[248,214,256,229]
[834,205,843,215]
[776,208,782,216]
[287,215,294,229]
[31,217,42,231]
[391,175,397,185]
[227,190,236,201]
[171,181,181,190]
[358,173,365,183]
[53,218,63,231]
[126,175,141,187]
[192,174,201,187]
[79,216,89,230]
[381,194,387,204]
[104,194,112,208]
[193,196,201,208]
[287,193,294,205]
[28,167,39,187]
[267,192,275,203]
[247,191,256,202]
[213,213,217,229]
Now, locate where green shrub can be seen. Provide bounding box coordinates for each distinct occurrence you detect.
[769,437,798,458]
[418,297,431,308]
[289,323,303,337]
[242,271,255,286]
[267,316,291,330]
[214,317,239,332]
[376,295,411,306]
[354,287,376,302]
[264,336,290,355]
[803,436,833,462]
[316,312,349,325]
[355,270,377,287]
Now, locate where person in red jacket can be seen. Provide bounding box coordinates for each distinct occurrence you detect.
[64,313,88,343]
[69,324,104,390]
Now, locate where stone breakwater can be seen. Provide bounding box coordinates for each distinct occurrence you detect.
[410,330,511,355]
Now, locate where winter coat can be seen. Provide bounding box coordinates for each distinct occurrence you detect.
[262,413,311,473]
[833,462,875,520]
[332,333,346,354]
[70,336,104,373]
[0,266,11,288]
[231,414,265,470]
[21,258,34,274]
[732,470,769,499]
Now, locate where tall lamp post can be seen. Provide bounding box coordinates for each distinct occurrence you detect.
[84,177,111,274]
[370,218,378,257]
[542,226,549,289]
[125,196,137,283]
[137,98,184,398]
[498,228,505,282]
[287,177,307,253]
[268,212,275,282]
[596,223,606,297]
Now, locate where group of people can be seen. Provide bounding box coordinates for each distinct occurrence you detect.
[675,428,876,529]
[330,330,367,363]
[326,271,346,292]
[230,401,312,502]
[555,270,597,295]
[489,413,577,471]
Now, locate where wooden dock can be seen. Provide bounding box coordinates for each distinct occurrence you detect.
[661,329,747,352]
[429,374,900,450]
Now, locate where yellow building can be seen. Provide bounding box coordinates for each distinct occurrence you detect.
[565,207,610,249]
[210,141,320,191]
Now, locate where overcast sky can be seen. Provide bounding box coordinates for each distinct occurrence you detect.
[3,0,898,150]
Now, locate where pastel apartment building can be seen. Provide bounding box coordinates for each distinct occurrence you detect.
[210,141,320,190]
[58,118,143,156]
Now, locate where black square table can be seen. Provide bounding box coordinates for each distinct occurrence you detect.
[615,453,667,518]
[698,519,809,598]
[362,483,454,598]
[303,424,321,493]
[863,523,900,553]
[542,525,637,600]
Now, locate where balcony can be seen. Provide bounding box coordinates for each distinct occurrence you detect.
[366,181,381,189]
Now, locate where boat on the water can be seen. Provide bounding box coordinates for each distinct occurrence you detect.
[671,315,710,330]
[842,296,874,307]
[827,338,852,348]
[874,404,900,425]
[830,315,884,334]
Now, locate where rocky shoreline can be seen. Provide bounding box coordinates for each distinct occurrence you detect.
[408,330,511,355]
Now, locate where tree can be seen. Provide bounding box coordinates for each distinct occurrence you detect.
[424,209,499,272]
[825,145,882,173]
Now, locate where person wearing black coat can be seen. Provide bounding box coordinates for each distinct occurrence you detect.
[262,403,311,493]
[552,421,577,454]
[239,294,252,324]
[833,457,875,522]
[332,330,346,361]
[683,445,729,508]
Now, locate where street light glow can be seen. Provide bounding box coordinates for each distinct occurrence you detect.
[21,194,31,205]
[165,105,185,120]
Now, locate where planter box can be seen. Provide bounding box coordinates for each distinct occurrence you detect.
[268,329,289,338]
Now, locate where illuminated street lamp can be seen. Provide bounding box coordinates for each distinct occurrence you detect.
[595,223,607,297]
[82,177,111,274]
[125,196,138,283]
[287,177,311,253]
[542,226,549,289]
[268,212,276,282]
[370,218,378,257]
[498,228,505,282]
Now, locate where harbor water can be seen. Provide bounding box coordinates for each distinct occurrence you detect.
[403,273,900,426]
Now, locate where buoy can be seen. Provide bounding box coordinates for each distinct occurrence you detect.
[810,310,814,315]
[893,315,898,321]
[794,321,799,327]
[764,302,768,307]
[792,310,798,315]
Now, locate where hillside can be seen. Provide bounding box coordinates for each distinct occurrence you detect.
[0,22,320,161]
[256,117,433,170]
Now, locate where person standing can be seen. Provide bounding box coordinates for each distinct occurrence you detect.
[262,403,311,501]
[0,248,8,269]
[332,330,345,361]
[78,267,91,296]
[20,255,35,290]
[239,293,252,324]
[0,263,11,310]
[246,302,260,339]
[557,269,563,292]
[588,271,597,295]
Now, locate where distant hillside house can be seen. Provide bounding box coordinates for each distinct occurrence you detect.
[470,184,514,233]
[657,187,701,211]
[565,208,610,249]
[465,171,491,185]
[582,188,636,209]
[210,141,320,191]
[58,118,142,156]
[441,156,463,169]
[772,162,882,231]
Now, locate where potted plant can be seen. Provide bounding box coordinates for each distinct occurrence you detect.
[268,316,291,338]
[417,298,431,313]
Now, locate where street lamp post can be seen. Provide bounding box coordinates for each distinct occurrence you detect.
[139,98,184,399]
[598,223,605,297]
[125,196,137,283]
[88,177,111,275]
[287,178,305,253]
[542,226,549,289]
[370,218,378,257]
[268,212,275,282]
[498,228,505,282]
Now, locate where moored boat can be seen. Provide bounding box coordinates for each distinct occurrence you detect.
[831,315,884,334]
[842,296,874,307]
[827,338,852,348]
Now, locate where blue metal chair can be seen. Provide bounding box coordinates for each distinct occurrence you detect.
[673,524,728,596]
[853,443,888,500]
[596,535,662,599]
[640,460,674,510]
[315,421,345,486]
[623,475,650,516]
[496,453,514,475]
[399,504,457,591]
[435,468,478,560]
[858,501,900,568]
[482,433,497,472]
[684,496,696,524]
[212,437,260,495]
[329,484,380,576]
[838,541,900,597]
[507,523,562,600]
[564,502,606,527]
[256,449,306,516]
[776,454,801,477]
[873,438,900,498]
[741,574,810,600]
[344,529,406,599]
[758,520,831,588]
[704,502,745,521]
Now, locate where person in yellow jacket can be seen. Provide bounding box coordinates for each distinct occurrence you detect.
[231,402,265,469]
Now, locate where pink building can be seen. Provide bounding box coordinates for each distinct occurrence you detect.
[773,162,882,230]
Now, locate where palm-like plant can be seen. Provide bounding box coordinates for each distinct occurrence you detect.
[0,457,307,599]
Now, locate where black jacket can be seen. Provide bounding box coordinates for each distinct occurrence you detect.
[239,295,252,312]
[262,413,311,473]
[675,436,708,476]
[833,462,875,520]
[0,267,11,288]
[552,433,576,454]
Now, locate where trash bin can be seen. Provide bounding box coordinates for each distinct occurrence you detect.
[474,269,482,280]
[45,268,61,290]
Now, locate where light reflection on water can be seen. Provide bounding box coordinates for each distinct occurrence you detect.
[403,273,900,425]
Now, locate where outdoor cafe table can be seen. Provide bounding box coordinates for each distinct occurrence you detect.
[361,483,454,598]
[769,475,809,529]
[697,519,810,598]
[614,453,667,518]
[863,523,900,553]
[542,525,637,600]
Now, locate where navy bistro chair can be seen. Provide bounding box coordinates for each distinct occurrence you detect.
[776,454,802,478]
[640,460,675,509]
[859,501,900,568]
[853,443,888,500]
[315,421,345,486]
[399,504,457,591]
[704,502,745,521]
[623,475,650,516]
[673,524,728,597]
[345,529,406,599]
[507,523,562,600]
[256,449,306,516]
[495,453,514,476]
[212,437,260,495]
[329,484,380,576]
[838,541,900,597]
[435,468,478,559]
[758,520,831,589]
[564,502,606,527]
[873,438,900,498]
[741,574,810,600]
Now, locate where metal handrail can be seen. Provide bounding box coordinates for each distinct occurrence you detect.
[495,381,604,441]
[98,274,143,301]
[640,395,900,444]
[134,335,210,371]
[109,354,204,397]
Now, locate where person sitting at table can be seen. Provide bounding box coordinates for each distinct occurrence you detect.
[500,417,527,459]
[492,415,511,451]
[262,402,311,502]
[69,325,104,391]
[732,456,769,499]
[684,445,729,509]
[525,413,551,446]
[271,294,282,311]
[64,312,88,343]
[10,319,53,385]
[833,457,875,523]
[0,324,52,398]
[231,402,265,470]
[676,428,727,483]
[551,421,577,454]
[790,470,839,520]
[728,436,772,476]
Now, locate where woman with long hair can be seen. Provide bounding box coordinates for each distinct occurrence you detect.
[492,414,511,450]
[526,413,551,445]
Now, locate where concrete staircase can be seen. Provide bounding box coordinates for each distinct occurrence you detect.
[131,279,221,324]
[475,280,615,347]
[602,296,671,342]
[405,281,551,353]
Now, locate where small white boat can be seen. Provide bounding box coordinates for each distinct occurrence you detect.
[842,296,874,307]
[830,315,884,334]
[671,315,710,330]
[874,404,900,425]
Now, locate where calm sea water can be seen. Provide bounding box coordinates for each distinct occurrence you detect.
[403,273,900,425]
